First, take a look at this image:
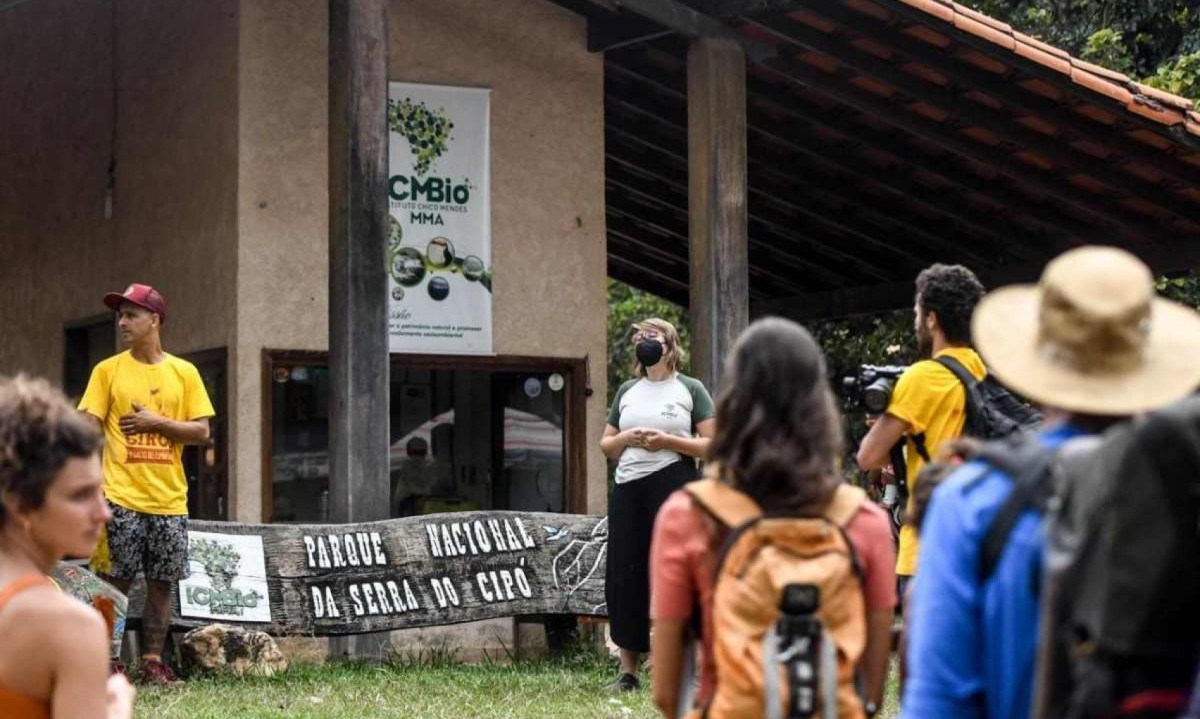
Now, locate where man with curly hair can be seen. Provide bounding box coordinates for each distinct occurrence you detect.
[856,264,986,592]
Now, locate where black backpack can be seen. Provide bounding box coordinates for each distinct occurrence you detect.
[934,356,1043,442]
[905,358,1044,483]
[1032,398,1200,719]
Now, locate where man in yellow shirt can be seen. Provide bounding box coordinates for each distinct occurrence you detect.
[857,265,986,588]
[78,284,214,685]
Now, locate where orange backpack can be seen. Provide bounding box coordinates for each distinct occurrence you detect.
[684,476,868,719]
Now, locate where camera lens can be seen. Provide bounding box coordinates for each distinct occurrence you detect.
[863,377,895,414]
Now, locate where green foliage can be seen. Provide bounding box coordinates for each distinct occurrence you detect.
[960,0,1198,80]
[1156,271,1200,308]
[605,280,691,405]
[1082,28,1134,75]
[1143,51,1200,102]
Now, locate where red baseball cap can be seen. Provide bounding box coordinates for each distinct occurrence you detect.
[103,283,167,323]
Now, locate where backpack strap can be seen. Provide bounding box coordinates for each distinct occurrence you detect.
[684,471,762,529]
[975,435,1055,582]
[825,483,867,527]
[936,355,983,434]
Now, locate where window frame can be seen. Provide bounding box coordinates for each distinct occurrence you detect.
[260,350,589,522]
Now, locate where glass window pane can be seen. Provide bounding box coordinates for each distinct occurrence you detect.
[269,358,569,523]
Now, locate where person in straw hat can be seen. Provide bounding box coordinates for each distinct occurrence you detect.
[901,246,1200,719]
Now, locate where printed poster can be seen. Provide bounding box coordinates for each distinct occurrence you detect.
[179,532,272,623]
[387,83,493,354]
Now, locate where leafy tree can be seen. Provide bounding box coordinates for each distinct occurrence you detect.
[605,280,692,406]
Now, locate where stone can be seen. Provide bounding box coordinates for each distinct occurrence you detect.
[179,624,288,677]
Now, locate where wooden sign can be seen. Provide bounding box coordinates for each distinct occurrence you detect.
[127,511,608,636]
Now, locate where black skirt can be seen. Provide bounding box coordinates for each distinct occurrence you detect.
[605,459,700,653]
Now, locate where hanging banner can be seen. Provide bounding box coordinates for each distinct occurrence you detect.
[387,83,493,355]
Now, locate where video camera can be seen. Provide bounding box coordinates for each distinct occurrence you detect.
[842,365,908,415]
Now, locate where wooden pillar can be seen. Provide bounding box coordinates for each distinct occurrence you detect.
[688,37,749,392]
[328,0,390,657]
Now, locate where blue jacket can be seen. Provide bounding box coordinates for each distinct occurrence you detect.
[901,425,1084,719]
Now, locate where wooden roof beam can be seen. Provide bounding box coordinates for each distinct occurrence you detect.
[606,128,993,271]
[870,0,1200,154]
[803,1,1200,189]
[608,184,865,287]
[751,48,1155,240]
[606,149,910,278]
[745,16,1200,229]
[756,236,1200,319]
[607,54,1082,258]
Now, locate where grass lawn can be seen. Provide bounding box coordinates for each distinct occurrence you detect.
[135,654,900,719]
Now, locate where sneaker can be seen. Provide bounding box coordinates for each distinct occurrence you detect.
[605,672,640,692]
[136,659,179,686]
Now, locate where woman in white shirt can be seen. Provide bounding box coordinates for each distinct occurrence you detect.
[599,318,715,692]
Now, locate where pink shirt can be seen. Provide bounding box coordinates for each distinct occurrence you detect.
[650,488,897,705]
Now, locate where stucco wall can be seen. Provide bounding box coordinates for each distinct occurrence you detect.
[233,0,331,522]
[389,0,609,513]
[232,0,608,520]
[0,0,238,381]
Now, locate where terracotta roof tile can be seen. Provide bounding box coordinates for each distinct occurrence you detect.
[1067,174,1109,194]
[959,48,1009,74]
[1015,150,1054,171]
[894,0,955,24]
[1012,32,1070,60]
[786,9,838,33]
[1074,104,1119,125]
[954,4,1013,34]
[1068,57,1130,83]
[851,37,895,60]
[953,12,1014,50]
[1016,115,1058,137]
[1127,95,1184,126]
[1128,129,1176,150]
[888,0,1197,135]
[845,0,893,22]
[1131,83,1193,112]
[1070,67,1133,105]
[963,89,1004,110]
[1014,37,1072,75]
[902,25,952,48]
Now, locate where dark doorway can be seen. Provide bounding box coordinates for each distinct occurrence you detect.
[183,348,228,520]
[63,314,116,400]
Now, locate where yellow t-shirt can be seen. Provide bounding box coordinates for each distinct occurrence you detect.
[78,352,215,515]
[887,346,986,576]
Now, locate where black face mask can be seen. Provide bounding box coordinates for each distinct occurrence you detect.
[636,340,664,368]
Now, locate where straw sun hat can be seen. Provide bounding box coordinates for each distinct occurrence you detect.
[972,246,1200,416]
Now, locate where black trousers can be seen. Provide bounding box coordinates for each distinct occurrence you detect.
[605,459,699,653]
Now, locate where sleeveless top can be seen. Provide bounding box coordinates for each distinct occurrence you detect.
[0,574,53,719]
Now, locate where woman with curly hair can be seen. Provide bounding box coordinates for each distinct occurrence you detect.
[0,375,134,719]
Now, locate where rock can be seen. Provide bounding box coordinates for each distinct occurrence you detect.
[179,624,288,677]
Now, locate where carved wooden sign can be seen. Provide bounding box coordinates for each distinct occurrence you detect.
[141,511,608,636]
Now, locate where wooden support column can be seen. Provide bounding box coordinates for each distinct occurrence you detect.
[688,37,749,391]
[328,0,389,657]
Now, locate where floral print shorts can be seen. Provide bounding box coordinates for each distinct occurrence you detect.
[98,502,189,581]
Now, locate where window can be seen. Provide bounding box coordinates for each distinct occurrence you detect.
[263,352,586,523]
[63,315,116,400]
